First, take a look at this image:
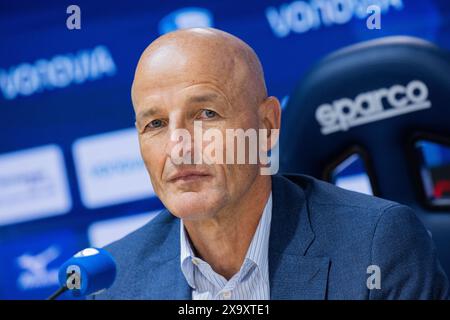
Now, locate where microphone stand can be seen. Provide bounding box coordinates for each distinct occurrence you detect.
[47,285,68,300]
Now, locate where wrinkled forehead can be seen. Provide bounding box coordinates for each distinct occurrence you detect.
[131,40,249,110]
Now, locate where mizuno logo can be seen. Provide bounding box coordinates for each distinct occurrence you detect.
[316,80,431,135]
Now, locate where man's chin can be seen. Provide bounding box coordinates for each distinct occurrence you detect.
[164,192,222,220]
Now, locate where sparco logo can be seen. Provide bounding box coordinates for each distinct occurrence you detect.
[316,80,431,135]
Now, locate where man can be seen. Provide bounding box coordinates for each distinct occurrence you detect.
[94,28,448,299]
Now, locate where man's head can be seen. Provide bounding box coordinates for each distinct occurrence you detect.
[132,28,280,220]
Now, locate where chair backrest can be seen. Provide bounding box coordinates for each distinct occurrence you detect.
[280,36,450,277]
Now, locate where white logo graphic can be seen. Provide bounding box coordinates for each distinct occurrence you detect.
[73,128,156,209]
[0,45,116,100]
[74,248,99,257]
[158,7,213,35]
[266,0,403,38]
[316,80,431,135]
[0,145,72,226]
[17,246,60,290]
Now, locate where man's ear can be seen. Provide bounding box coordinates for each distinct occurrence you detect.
[259,96,281,151]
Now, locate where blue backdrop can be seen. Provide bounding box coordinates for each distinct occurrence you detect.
[0,0,449,299]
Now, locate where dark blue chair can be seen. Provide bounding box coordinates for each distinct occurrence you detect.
[280,36,450,279]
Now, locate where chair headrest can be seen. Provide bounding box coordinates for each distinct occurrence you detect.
[280,36,450,205]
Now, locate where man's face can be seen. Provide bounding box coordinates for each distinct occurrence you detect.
[133,67,262,220]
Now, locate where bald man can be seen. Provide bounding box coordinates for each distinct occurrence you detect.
[93,28,448,300]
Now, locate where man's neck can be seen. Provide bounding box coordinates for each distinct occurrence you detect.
[183,175,271,280]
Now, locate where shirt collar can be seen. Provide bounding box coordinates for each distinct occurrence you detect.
[180,192,273,289]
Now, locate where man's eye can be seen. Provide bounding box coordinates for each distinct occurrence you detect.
[200,109,217,119]
[147,119,164,129]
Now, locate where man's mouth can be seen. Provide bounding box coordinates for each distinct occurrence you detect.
[168,170,211,183]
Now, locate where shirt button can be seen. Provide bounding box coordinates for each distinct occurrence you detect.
[222,291,232,299]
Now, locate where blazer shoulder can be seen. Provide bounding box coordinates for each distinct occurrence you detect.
[280,173,400,217]
[93,209,181,299]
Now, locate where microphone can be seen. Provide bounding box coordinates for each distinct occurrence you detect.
[47,248,116,300]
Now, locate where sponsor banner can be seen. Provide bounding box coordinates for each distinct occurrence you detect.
[0,145,72,226]
[88,211,160,248]
[73,128,156,209]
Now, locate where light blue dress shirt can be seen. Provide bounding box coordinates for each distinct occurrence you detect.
[180,193,272,300]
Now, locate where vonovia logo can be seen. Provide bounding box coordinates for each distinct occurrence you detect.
[266,0,403,38]
[158,7,213,35]
[316,80,431,135]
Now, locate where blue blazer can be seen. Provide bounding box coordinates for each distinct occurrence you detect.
[94,174,449,299]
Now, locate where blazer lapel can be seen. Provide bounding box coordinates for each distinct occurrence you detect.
[133,216,192,300]
[132,175,330,300]
[145,256,192,299]
[269,175,330,300]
